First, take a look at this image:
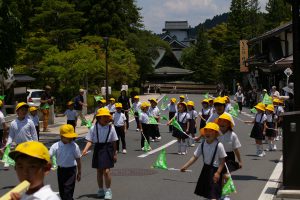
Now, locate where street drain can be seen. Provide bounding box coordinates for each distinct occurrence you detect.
[111,168,157,176]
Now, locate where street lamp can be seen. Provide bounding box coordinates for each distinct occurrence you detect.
[103,37,109,103]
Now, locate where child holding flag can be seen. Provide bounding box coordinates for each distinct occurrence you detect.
[112,103,127,154]
[139,102,151,151]
[8,141,60,199]
[187,101,197,147]
[92,99,106,123]
[181,122,226,200]
[132,96,141,131]
[64,101,78,130]
[166,98,177,132]
[198,99,212,129]
[245,102,267,157]
[6,102,38,147]
[148,98,161,141]
[29,107,40,140]
[82,108,118,200]
[265,104,277,151]
[49,124,81,200]
[168,102,190,155]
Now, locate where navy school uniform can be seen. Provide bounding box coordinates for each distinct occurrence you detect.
[266,114,276,138]
[188,110,197,134]
[250,113,267,140]
[167,103,177,132]
[199,108,212,129]
[172,112,190,139]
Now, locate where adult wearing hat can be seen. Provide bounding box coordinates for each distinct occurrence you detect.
[118,90,131,128]
[40,85,54,132]
[74,89,87,126]
[6,102,38,147]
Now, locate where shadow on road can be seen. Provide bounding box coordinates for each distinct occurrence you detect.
[76,194,101,199]
[232,175,268,182]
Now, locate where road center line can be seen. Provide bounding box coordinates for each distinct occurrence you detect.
[138,139,177,158]
[258,156,283,200]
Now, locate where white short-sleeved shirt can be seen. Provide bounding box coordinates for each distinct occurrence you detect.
[188,110,198,120]
[235,92,244,102]
[113,112,127,127]
[194,140,227,167]
[275,106,284,116]
[266,113,275,123]
[64,109,77,121]
[218,131,241,152]
[7,118,38,145]
[148,106,160,117]
[49,141,81,168]
[139,112,149,124]
[199,108,212,116]
[167,103,177,112]
[107,104,116,113]
[0,111,5,130]
[21,185,60,200]
[132,102,141,112]
[207,112,235,126]
[86,124,118,143]
[29,114,39,126]
[174,112,190,124]
[255,113,267,123]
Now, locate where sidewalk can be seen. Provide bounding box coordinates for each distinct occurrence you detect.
[39,93,163,142]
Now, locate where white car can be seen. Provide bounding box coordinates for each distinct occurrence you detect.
[26,89,45,107]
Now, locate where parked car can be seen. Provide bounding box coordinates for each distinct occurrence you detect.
[26,89,44,107]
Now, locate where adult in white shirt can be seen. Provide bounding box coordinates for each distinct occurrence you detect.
[270,86,280,98]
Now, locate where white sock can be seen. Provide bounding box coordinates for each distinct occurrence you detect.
[256,144,260,153]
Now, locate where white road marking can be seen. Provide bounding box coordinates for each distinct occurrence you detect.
[258,156,283,200]
[138,139,177,158]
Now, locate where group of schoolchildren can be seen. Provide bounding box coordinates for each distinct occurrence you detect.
[0,91,285,200]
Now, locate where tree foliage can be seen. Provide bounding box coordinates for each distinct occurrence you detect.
[265,0,292,29]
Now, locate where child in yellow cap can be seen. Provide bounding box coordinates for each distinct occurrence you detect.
[0,100,8,148]
[273,98,284,140]
[112,103,127,154]
[181,122,226,200]
[92,99,106,123]
[132,96,141,131]
[64,101,78,130]
[148,98,161,141]
[8,141,60,199]
[166,98,177,133]
[198,99,212,129]
[6,102,38,147]
[187,101,197,147]
[265,104,277,151]
[139,102,151,150]
[49,124,81,200]
[245,102,267,157]
[106,98,116,115]
[82,108,118,200]
[29,106,40,140]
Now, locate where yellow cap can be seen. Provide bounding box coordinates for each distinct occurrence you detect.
[208,98,213,102]
[60,124,78,138]
[200,122,220,136]
[134,96,139,99]
[279,99,284,105]
[0,100,3,107]
[149,98,158,104]
[100,99,106,104]
[224,96,230,102]
[109,98,115,101]
[273,98,280,104]
[16,102,29,111]
[178,101,187,107]
[9,141,50,163]
[67,101,74,106]
[216,113,235,128]
[254,102,266,112]
[29,106,38,112]
[179,95,185,99]
[266,104,274,112]
[213,97,226,105]
[202,99,209,104]
[96,108,111,117]
[171,98,177,103]
[141,102,150,108]
[187,101,195,107]
[115,103,122,108]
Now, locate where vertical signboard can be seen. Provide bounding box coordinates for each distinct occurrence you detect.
[240,40,249,72]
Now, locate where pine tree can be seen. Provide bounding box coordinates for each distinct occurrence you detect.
[265,0,292,29]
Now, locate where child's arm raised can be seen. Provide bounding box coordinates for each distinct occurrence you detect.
[180,155,198,172]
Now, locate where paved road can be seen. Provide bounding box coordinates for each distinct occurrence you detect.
[0,94,283,200]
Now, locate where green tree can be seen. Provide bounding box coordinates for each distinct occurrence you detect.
[265,0,292,29]
[0,0,22,74]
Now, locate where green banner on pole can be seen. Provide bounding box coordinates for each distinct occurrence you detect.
[2,145,15,166]
[222,177,237,196]
[152,149,168,170]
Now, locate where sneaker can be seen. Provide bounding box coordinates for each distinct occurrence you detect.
[182,151,186,155]
[136,128,139,132]
[190,143,195,147]
[273,145,277,151]
[97,188,105,198]
[177,152,182,155]
[257,152,264,157]
[122,149,127,154]
[150,139,155,142]
[157,136,161,140]
[262,151,266,156]
[141,147,144,151]
[275,136,280,141]
[104,189,112,200]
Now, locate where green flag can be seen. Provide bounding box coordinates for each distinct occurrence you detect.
[51,155,58,171]
[144,140,151,152]
[161,115,168,121]
[129,108,134,116]
[160,96,169,111]
[152,149,168,170]
[222,176,236,196]
[229,103,239,118]
[81,120,87,126]
[171,119,184,133]
[94,95,103,102]
[148,116,158,124]
[86,120,92,129]
[2,145,15,166]
[0,95,5,101]
[250,108,257,114]
[203,93,209,99]
[263,94,273,105]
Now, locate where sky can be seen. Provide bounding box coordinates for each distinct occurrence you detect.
[136,0,268,33]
